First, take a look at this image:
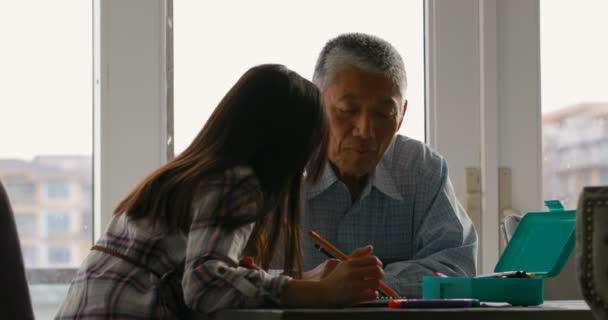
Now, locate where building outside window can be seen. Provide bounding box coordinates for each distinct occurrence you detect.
[45,181,71,200]
[4,178,37,205]
[47,246,72,266]
[46,212,72,235]
[22,246,39,266]
[0,1,93,318]
[15,213,38,236]
[541,0,608,209]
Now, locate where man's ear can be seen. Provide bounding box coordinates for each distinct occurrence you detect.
[397,99,408,130]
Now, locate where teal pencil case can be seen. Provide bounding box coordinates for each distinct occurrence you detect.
[422,200,576,306]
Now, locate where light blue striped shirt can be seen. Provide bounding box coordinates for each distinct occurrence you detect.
[302,135,478,298]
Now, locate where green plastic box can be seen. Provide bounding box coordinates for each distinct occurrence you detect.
[422,200,576,306]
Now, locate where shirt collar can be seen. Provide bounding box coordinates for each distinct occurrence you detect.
[305,162,339,199]
[371,157,403,201]
[306,140,403,201]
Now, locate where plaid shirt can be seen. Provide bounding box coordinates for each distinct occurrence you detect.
[55,166,291,319]
[302,135,478,298]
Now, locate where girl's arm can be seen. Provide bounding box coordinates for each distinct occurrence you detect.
[182,169,290,314]
[182,168,383,315]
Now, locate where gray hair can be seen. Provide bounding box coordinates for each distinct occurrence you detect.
[313,33,408,105]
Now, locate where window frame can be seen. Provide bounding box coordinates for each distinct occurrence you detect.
[24,0,172,286]
[25,0,545,290]
[426,0,541,273]
[92,0,543,278]
[93,0,172,242]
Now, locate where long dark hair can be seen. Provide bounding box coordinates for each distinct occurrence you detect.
[114,64,327,278]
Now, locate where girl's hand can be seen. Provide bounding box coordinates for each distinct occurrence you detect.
[348,245,374,259]
[239,256,261,270]
[302,244,376,281]
[320,254,384,306]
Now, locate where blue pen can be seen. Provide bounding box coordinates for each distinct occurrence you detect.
[388,299,480,308]
[474,270,530,278]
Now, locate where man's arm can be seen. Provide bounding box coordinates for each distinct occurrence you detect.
[383,160,478,298]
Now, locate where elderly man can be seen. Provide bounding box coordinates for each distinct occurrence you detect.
[302,33,478,298]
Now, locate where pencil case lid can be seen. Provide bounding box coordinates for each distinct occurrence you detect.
[494,200,575,278]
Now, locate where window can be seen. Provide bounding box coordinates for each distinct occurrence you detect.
[15,213,38,237]
[4,178,37,205]
[174,0,425,155]
[541,0,608,209]
[22,246,39,266]
[48,246,72,265]
[46,212,72,234]
[0,1,93,319]
[45,181,71,200]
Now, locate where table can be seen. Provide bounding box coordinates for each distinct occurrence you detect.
[214,300,593,320]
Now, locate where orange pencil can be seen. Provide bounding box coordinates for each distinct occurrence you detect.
[308,230,400,298]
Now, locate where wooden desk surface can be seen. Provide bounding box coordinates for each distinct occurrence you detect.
[214,300,593,320]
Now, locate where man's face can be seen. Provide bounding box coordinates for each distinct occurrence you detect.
[322,66,404,178]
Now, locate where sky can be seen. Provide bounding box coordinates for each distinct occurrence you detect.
[540,0,608,112]
[0,1,92,160]
[1,0,607,159]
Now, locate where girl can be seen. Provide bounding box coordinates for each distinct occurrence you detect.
[55,64,383,319]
